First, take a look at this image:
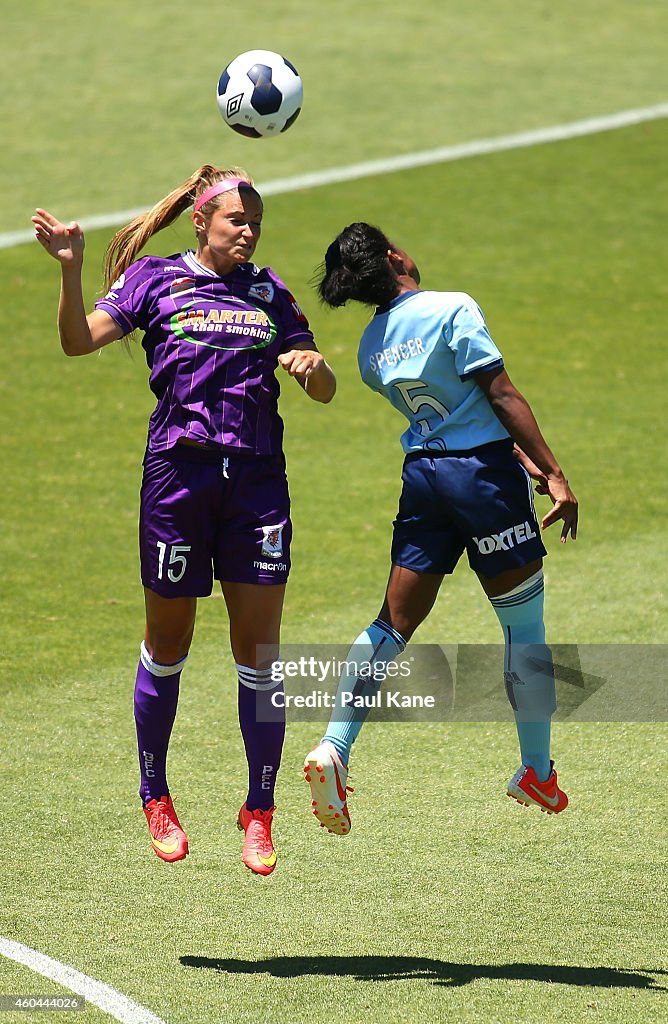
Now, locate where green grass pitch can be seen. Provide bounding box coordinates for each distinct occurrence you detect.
[1,2,667,1022]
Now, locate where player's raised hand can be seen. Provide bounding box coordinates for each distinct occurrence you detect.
[32,209,85,266]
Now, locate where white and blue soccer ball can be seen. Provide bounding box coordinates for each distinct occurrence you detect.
[217,50,303,138]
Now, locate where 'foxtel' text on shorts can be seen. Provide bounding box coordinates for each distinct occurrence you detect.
[391,439,547,579]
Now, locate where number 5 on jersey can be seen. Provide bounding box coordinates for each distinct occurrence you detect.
[393,379,450,436]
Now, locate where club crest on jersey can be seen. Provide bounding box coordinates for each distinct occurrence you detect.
[169,276,195,298]
[261,524,284,558]
[248,282,275,304]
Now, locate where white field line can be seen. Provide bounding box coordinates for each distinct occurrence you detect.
[3,101,668,252]
[0,936,170,1024]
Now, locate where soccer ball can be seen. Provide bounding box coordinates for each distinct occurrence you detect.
[217,50,303,138]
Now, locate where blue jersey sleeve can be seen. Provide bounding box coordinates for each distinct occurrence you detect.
[95,257,155,335]
[445,294,504,381]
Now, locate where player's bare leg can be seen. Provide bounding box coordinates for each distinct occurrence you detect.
[378,564,444,640]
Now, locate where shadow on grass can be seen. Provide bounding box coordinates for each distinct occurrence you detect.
[180,955,667,990]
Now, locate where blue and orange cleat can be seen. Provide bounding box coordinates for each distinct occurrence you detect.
[303,741,352,836]
[507,762,568,814]
[237,803,277,876]
[143,795,189,861]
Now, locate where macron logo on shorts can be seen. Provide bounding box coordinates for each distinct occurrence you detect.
[473,520,537,555]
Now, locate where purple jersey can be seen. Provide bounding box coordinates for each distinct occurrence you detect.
[95,250,314,454]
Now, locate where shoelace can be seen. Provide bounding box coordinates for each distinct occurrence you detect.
[246,811,273,852]
[151,801,179,838]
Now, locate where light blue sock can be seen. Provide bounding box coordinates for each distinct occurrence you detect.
[323,618,406,763]
[489,571,555,782]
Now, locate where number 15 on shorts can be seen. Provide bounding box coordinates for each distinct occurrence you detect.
[156,542,191,583]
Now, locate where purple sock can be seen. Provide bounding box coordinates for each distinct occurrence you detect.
[237,663,285,811]
[134,642,187,805]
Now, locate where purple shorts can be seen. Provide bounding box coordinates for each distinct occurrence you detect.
[139,446,291,596]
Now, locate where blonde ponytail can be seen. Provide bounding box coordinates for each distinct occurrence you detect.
[102,164,253,291]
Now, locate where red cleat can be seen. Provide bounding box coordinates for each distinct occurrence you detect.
[143,796,189,861]
[507,762,568,814]
[237,803,277,876]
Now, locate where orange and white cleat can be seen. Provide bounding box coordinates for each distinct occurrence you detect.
[303,741,352,836]
[507,762,568,814]
[143,795,189,861]
[237,803,277,876]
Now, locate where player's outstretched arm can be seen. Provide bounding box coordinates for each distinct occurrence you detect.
[32,209,123,357]
[278,344,336,403]
[475,365,578,542]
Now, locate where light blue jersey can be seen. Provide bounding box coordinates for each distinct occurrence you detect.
[358,290,509,453]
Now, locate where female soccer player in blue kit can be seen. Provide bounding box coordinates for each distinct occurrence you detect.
[33,167,336,875]
[304,222,578,834]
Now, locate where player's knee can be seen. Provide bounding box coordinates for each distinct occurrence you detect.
[377,602,427,642]
[144,628,193,666]
[232,635,280,669]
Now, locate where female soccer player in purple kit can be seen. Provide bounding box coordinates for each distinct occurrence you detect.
[33,166,336,875]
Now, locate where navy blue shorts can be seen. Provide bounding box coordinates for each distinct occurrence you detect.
[391,439,546,579]
[139,445,291,597]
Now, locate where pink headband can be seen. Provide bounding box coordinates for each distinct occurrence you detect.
[193,178,255,214]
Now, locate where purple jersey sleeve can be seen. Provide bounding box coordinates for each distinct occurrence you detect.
[95,257,157,334]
